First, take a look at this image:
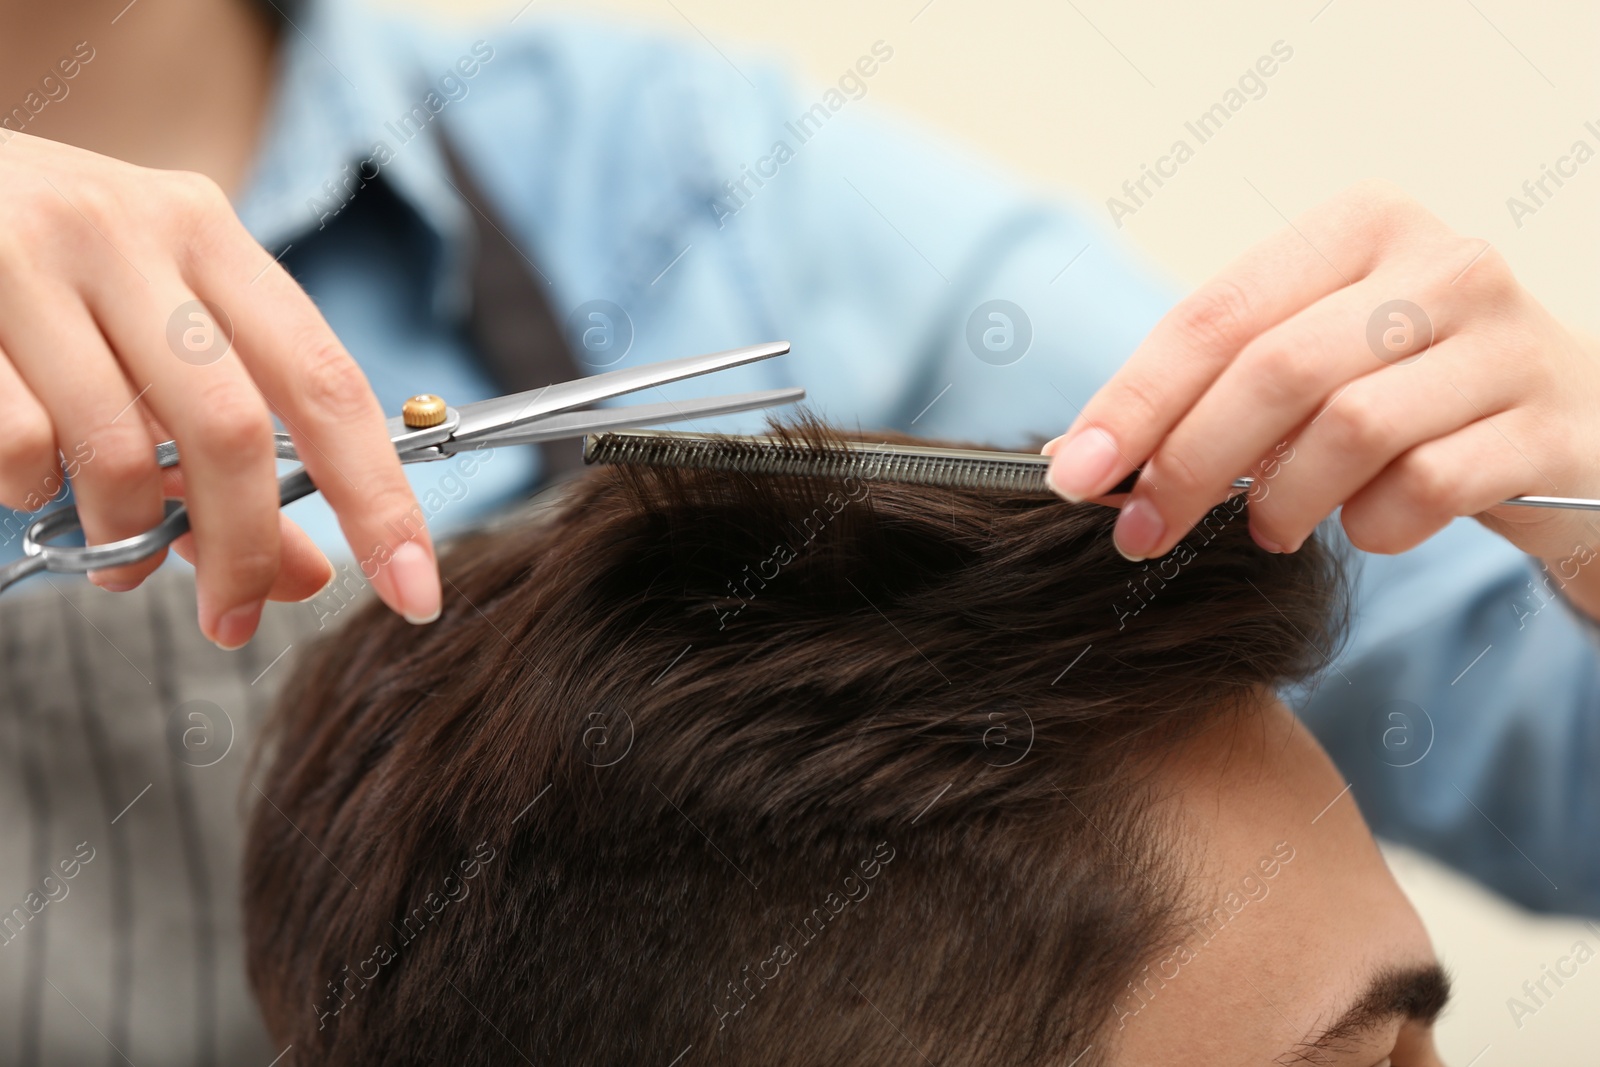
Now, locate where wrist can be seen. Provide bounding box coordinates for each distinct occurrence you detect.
[1537,547,1600,625]
[1532,330,1600,622]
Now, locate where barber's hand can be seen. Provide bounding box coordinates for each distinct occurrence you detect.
[0,133,440,647]
[1045,179,1600,572]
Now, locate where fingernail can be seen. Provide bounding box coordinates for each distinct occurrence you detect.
[1250,526,1283,554]
[1040,434,1067,456]
[383,540,441,624]
[1048,427,1121,502]
[88,568,139,593]
[1113,498,1166,561]
[93,579,140,593]
[297,566,339,603]
[211,600,263,651]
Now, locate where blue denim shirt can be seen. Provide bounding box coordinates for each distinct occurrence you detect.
[22,0,1600,914]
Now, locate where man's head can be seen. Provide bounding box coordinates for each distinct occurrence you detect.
[243,423,1447,1065]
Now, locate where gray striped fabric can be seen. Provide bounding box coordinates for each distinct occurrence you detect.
[0,570,335,1067]
[0,132,576,1066]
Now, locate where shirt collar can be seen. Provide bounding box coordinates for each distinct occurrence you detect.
[232,0,472,315]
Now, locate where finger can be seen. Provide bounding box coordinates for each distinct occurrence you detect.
[161,466,334,602]
[1046,229,1364,501]
[1340,419,1536,555]
[1112,276,1450,560]
[193,233,439,624]
[1044,182,1434,502]
[0,285,167,590]
[265,516,336,601]
[171,512,333,602]
[0,344,63,511]
[88,272,281,648]
[1246,340,1500,553]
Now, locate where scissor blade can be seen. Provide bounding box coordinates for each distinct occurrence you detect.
[436,387,806,452]
[446,341,791,446]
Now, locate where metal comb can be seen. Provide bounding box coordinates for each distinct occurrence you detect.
[583,429,1600,511]
[583,430,1124,495]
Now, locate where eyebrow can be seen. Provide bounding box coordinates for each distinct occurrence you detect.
[1278,963,1452,1065]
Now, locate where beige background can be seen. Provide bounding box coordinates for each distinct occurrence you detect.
[386,0,1600,1060]
[393,0,1600,334]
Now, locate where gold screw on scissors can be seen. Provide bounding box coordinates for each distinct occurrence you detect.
[402,394,448,428]
[0,341,803,596]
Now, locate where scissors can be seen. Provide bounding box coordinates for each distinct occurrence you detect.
[0,341,802,595]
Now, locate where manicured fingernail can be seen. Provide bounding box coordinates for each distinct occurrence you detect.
[211,600,263,651]
[1048,427,1121,502]
[1250,526,1283,554]
[87,568,139,592]
[297,566,339,603]
[1041,434,1067,456]
[1113,498,1166,561]
[93,579,140,593]
[384,540,441,624]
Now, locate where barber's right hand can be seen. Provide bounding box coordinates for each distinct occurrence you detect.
[0,132,441,648]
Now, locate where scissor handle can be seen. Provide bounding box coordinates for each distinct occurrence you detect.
[14,468,318,578]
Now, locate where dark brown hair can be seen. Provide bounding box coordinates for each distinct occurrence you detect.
[243,421,1345,1066]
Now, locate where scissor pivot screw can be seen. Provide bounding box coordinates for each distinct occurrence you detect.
[402,394,447,428]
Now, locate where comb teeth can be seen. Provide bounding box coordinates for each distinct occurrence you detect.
[582,430,1058,495]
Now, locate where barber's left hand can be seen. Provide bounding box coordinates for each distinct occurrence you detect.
[1045,179,1600,567]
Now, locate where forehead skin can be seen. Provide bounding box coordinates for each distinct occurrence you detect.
[1107,697,1442,1066]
